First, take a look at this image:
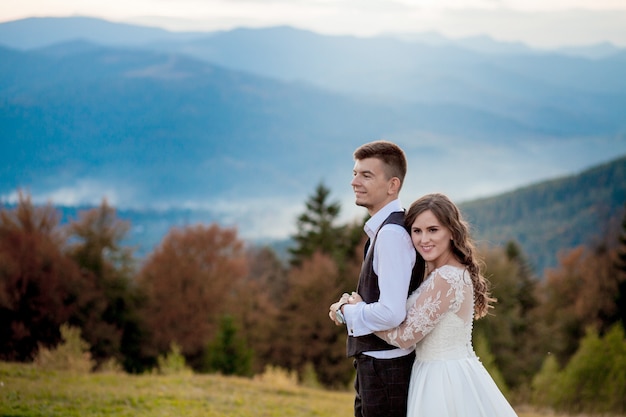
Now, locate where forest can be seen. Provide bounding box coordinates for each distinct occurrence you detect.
[1,185,625,415]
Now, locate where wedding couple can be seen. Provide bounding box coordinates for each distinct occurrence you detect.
[329,141,518,417]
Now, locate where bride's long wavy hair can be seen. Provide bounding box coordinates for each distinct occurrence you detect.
[405,193,495,318]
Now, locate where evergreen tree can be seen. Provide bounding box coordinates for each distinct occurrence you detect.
[289,182,362,268]
[614,203,626,330]
[203,314,253,376]
[505,241,538,316]
[476,243,542,389]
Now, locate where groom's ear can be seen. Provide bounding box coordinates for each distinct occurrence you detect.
[387,177,401,195]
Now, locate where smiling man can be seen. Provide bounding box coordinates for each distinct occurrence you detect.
[329,140,423,417]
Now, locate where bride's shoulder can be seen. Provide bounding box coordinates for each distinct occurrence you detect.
[433,264,467,283]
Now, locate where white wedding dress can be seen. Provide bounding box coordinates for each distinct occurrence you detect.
[378,265,518,416]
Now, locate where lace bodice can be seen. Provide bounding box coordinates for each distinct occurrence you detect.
[376,265,477,360]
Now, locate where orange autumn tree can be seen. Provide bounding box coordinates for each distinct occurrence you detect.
[0,192,84,361]
[137,223,248,369]
[535,242,623,366]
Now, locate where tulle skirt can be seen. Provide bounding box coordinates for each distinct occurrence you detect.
[406,356,518,416]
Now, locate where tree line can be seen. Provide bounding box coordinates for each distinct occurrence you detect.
[1,185,625,413]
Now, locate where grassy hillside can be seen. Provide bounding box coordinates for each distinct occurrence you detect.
[0,362,565,417]
[460,154,626,274]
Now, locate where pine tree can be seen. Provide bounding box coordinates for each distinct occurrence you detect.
[288,182,364,269]
[289,182,342,266]
[476,243,542,389]
[614,203,626,330]
[203,314,253,376]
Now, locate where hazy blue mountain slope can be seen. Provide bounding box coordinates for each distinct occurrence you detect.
[2,42,567,206]
[2,47,347,201]
[460,155,626,274]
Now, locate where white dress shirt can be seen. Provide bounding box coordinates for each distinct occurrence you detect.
[343,199,417,358]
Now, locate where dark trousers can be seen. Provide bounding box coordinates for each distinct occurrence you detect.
[353,351,415,417]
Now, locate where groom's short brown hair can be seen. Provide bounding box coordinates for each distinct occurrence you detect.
[354,140,407,188]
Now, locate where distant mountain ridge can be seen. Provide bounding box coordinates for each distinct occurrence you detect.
[0,16,207,49]
[2,16,624,58]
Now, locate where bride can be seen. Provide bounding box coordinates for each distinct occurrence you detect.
[348,193,518,416]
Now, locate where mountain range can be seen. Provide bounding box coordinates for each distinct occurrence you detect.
[0,16,624,273]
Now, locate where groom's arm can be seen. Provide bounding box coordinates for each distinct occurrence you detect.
[343,225,415,336]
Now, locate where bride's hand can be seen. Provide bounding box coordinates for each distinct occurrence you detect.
[348,292,363,304]
[329,293,351,325]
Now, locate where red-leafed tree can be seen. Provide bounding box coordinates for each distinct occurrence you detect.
[271,251,354,387]
[229,246,285,374]
[0,192,84,361]
[137,224,248,369]
[65,200,145,372]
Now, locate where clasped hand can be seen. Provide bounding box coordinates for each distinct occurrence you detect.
[328,291,363,325]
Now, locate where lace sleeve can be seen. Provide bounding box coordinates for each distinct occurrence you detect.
[375,267,467,349]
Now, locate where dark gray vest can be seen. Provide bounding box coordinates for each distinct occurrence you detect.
[346,211,424,357]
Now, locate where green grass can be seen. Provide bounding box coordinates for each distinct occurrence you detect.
[0,361,599,417]
[0,362,353,417]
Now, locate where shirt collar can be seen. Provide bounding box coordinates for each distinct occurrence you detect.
[364,199,404,239]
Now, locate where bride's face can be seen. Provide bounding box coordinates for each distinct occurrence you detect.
[409,209,453,269]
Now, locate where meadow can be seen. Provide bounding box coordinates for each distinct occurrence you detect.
[0,361,588,417]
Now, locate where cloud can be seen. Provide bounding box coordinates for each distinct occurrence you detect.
[3,1,626,47]
[437,8,626,47]
[3,179,134,207]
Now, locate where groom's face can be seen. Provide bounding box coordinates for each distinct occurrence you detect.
[351,157,394,216]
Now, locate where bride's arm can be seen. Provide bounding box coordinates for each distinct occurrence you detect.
[374,270,463,349]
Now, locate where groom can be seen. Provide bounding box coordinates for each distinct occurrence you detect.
[329,140,423,417]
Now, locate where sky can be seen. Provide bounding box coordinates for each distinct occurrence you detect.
[2,0,626,48]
